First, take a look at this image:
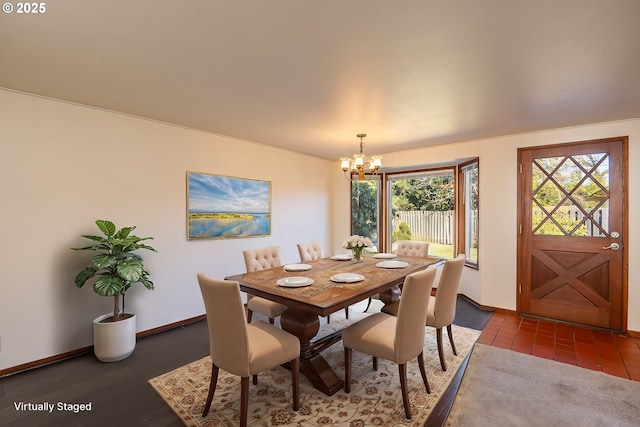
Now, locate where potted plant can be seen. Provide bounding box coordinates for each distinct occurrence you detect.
[72,219,156,362]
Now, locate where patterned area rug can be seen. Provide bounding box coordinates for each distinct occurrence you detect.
[149,312,480,427]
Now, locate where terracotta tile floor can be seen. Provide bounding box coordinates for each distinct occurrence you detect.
[479,312,640,381]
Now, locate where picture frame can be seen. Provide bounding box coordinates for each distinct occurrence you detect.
[187,172,271,239]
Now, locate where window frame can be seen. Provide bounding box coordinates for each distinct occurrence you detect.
[349,173,383,251]
[458,159,479,269]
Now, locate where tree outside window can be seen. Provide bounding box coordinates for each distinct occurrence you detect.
[351,179,379,250]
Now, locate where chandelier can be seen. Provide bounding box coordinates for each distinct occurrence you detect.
[340,134,382,181]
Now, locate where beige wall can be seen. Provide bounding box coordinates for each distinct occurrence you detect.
[0,89,333,370]
[332,119,640,331]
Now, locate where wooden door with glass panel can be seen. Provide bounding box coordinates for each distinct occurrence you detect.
[518,138,626,330]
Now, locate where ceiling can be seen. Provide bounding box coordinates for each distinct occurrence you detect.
[1,0,639,160]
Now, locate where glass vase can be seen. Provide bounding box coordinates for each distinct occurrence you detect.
[352,247,364,263]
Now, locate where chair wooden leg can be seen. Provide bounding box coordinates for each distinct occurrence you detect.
[436,327,447,371]
[202,362,219,417]
[399,363,412,420]
[373,356,378,371]
[344,347,352,393]
[291,357,300,411]
[240,377,249,427]
[364,297,372,312]
[417,352,431,394]
[252,374,258,385]
[447,324,458,355]
[246,309,253,323]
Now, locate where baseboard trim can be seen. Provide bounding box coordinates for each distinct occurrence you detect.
[0,314,206,378]
[459,294,640,336]
[0,346,94,378]
[457,293,515,315]
[136,314,206,339]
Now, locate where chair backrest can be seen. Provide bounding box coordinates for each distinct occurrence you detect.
[394,266,437,363]
[243,246,282,272]
[297,242,324,262]
[396,240,429,257]
[197,273,251,377]
[432,254,466,327]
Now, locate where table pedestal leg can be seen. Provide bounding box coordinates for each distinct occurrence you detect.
[280,308,344,396]
[379,285,402,304]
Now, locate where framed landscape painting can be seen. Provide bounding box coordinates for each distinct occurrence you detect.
[187,172,271,239]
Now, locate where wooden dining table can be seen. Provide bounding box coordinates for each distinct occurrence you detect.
[225,253,442,395]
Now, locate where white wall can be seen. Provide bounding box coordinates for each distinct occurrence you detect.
[2,88,638,372]
[0,89,333,371]
[332,119,640,331]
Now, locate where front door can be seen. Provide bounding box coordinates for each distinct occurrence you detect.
[518,137,627,330]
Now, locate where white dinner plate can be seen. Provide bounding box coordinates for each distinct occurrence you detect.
[373,253,397,259]
[283,263,312,271]
[330,273,365,283]
[376,260,409,269]
[277,277,314,288]
[331,253,353,261]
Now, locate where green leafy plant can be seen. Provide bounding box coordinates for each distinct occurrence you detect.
[72,220,157,322]
[392,221,412,242]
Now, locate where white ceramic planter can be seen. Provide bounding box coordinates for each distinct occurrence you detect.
[92,313,136,362]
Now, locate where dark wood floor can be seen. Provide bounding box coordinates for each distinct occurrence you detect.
[0,297,493,427]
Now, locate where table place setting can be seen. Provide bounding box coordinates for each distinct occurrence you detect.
[330,253,353,261]
[376,260,409,269]
[283,263,312,271]
[373,252,397,259]
[276,276,315,287]
[329,272,365,283]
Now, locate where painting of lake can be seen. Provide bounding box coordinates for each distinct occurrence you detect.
[187,172,271,239]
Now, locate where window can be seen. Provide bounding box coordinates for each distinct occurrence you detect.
[351,177,381,251]
[460,161,479,266]
[387,169,455,258]
[350,158,479,267]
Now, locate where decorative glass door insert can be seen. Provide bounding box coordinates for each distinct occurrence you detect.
[531,153,610,237]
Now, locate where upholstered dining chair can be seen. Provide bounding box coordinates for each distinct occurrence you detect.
[197,273,300,426]
[425,254,465,370]
[382,254,465,371]
[243,247,287,324]
[364,240,431,312]
[396,240,430,257]
[297,242,349,321]
[343,266,437,420]
[297,241,324,262]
